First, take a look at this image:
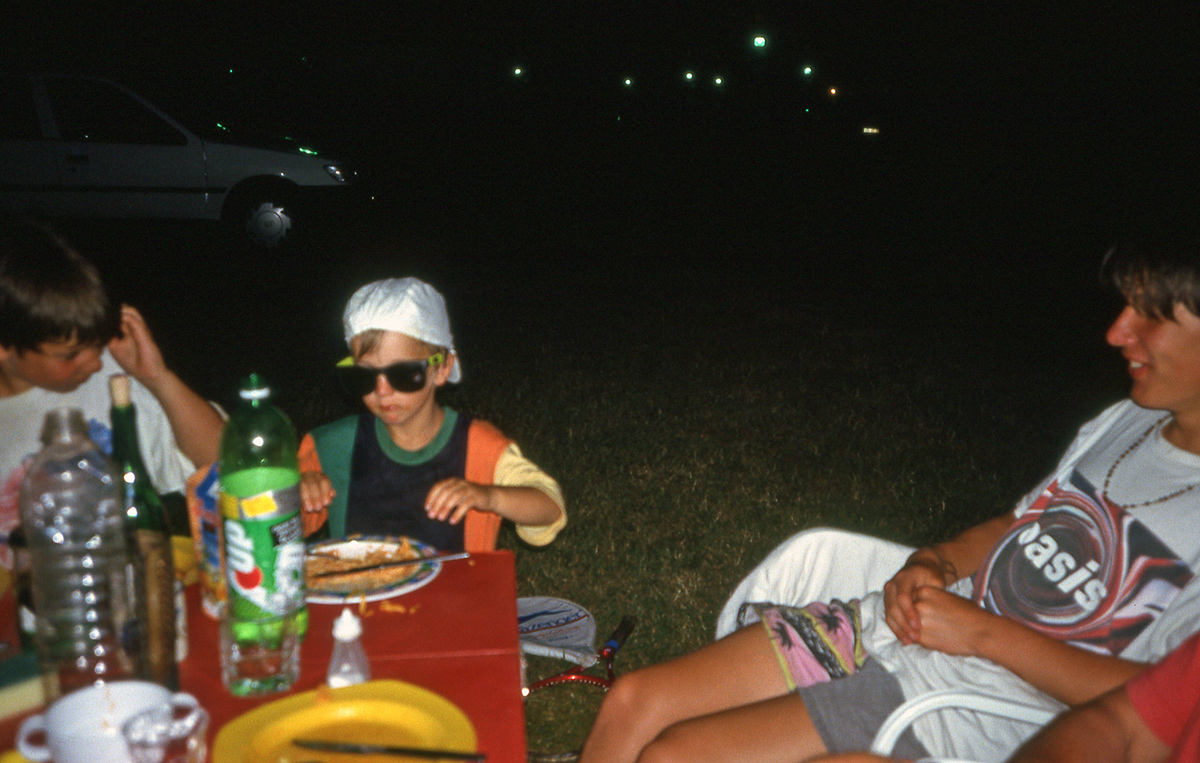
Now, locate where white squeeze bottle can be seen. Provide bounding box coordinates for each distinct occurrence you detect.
[327,608,370,687]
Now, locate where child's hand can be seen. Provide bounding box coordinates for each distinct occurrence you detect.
[425,478,492,525]
[300,470,335,513]
[108,305,169,385]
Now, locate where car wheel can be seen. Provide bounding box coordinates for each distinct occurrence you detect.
[245,200,292,247]
[223,182,299,249]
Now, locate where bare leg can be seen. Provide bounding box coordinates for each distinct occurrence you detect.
[803,756,892,763]
[578,625,829,763]
[640,692,829,763]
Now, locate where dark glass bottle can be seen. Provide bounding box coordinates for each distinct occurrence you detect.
[110,374,179,689]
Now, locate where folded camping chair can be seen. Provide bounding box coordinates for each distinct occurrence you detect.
[869,689,1057,763]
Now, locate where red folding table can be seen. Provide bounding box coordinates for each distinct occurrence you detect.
[2,550,528,762]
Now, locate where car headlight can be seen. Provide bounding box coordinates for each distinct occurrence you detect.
[325,164,351,183]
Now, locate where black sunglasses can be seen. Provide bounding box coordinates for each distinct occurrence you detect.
[334,353,445,396]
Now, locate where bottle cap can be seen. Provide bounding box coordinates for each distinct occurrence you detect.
[39,408,87,445]
[109,374,132,406]
[333,608,362,641]
[239,373,271,401]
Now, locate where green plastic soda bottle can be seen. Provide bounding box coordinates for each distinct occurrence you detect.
[218,374,308,641]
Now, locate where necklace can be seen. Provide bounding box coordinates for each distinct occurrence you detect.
[1103,416,1200,508]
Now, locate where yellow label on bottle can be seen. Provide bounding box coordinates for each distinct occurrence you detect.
[219,491,282,519]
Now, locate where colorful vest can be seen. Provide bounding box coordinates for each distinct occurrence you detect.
[299,409,509,552]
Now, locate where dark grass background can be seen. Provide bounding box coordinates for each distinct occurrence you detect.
[60,130,1134,746]
[20,4,1196,748]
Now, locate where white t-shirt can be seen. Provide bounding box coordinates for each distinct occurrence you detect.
[861,400,1200,760]
[0,352,194,566]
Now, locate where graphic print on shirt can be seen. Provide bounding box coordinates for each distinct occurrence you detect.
[973,470,1193,655]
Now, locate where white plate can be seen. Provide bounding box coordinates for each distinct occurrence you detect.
[305,536,442,605]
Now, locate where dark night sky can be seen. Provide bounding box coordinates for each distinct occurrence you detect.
[8,4,1195,110]
[4,3,1197,245]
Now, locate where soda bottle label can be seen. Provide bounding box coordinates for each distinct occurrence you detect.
[220,484,305,619]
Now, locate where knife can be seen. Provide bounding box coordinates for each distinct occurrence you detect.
[310,552,471,579]
[292,738,485,760]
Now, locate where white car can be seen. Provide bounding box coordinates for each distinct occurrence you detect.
[0,73,356,247]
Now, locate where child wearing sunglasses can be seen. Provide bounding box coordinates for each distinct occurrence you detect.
[297,277,566,552]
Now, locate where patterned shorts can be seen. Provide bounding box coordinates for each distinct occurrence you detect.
[752,599,865,690]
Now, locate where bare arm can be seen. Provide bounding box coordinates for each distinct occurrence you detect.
[912,586,1149,705]
[107,305,223,467]
[884,511,1016,643]
[424,479,563,526]
[887,509,1146,704]
[1011,687,1170,763]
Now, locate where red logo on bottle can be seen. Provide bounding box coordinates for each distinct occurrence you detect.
[225,521,262,594]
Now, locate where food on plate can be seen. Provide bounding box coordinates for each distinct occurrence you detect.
[304,538,425,593]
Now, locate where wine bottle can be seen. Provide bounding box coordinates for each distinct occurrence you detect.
[110,374,179,689]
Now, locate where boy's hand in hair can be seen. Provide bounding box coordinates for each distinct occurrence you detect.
[108,305,170,386]
[108,304,224,467]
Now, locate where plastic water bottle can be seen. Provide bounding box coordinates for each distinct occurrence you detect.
[18,408,138,700]
[110,374,178,689]
[218,375,307,648]
[327,608,370,688]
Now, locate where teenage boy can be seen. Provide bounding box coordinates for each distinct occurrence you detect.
[579,239,1200,762]
[0,221,224,565]
[299,277,566,551]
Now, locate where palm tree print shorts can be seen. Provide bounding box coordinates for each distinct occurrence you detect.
[753,599,866,690]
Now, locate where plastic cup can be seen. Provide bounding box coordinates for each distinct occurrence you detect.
[122,699,209,763]
[218,605,301,696]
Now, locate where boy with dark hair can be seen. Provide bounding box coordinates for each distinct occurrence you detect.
[580,238,1200,762]
[0,221,223,565]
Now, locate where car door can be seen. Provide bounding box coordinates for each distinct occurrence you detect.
[41,75,209,219]
[0,74,63,215]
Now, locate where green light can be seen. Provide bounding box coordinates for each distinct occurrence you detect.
[754,36,766,48]
[624,78,633,86]
[299,147,317,155]
[685,71,694,81]
[714,77,723,85]
[803,66,813,76]
[513,67,523,76]
[216,123,228,131]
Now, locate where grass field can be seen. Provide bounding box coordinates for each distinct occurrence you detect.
[70,136,1137,752]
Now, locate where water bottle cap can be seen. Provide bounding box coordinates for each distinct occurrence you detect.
[39,408,88,445]
[333,608,362,640]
